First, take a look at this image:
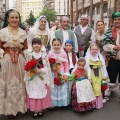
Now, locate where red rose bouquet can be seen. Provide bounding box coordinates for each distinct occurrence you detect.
[54,73,67,86]
[49,58,56,67]
[24,59,44,81]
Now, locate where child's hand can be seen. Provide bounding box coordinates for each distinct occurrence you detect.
[62,75,68,82]
[34,68,41,74]
[52,66,57,72]
[103,78,108,83]
[89,79,92,84]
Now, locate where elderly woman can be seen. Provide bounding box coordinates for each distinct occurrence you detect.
[27,16,51,52]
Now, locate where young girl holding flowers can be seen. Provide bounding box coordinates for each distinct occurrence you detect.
[24,37,53,118]
[85,43,108,109]
[48,38,70,107]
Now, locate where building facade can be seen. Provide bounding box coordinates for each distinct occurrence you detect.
[73,0,109,30]
[21,0,43,22]
[0,0,9,28]
[54,0,69,20]
[72,0,120,30]
[9,0,17,10]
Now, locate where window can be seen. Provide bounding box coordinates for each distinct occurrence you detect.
[87,9,90,15]
[97,6,100,14]
[93,8,95,15]
[103,3,108,13]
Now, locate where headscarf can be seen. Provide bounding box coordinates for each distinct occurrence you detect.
[27,16,49,51]
[80,14,89,20]
[65,40,74,47]
[32,15,49,30]
[84,43,108,78]
[112,12,120,20]
[49,38,68,63]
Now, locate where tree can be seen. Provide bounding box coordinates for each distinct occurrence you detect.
[100,0,104,20]
[116,0,120,11]
[70,0,73,25]
[25,10,36,25]
[39,7,57,24]
[75,0,79,25]
[82,0,84,14]
[89,0,93,27]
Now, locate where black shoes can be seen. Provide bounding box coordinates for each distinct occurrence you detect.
[33,111,44,119]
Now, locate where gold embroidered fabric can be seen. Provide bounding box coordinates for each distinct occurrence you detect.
[38,35,48,47]
[0,27,27,115]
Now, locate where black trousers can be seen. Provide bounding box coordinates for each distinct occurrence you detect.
[107,58,120,83]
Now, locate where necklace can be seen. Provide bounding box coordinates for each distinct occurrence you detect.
[8,26,19,46]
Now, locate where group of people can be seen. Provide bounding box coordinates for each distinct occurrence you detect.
[0,8,120,119]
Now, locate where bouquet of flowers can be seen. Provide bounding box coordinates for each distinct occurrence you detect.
[49,58,67,86]
[24,59,44,81]
[54,73,67,86]
[101,80,108,91]
[49,58,56,67]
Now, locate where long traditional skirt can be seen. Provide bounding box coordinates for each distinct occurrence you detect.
[0,54,26,116]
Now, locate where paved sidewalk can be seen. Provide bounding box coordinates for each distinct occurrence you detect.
[0,87,120,120]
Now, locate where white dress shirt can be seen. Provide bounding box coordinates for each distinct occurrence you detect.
[51,29,78,52]
[79,25,96,42]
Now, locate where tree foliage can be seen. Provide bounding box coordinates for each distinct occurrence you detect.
[39,7,57,23]
[25,10,36,25]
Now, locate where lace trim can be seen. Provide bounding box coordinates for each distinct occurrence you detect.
[0,27,27,43]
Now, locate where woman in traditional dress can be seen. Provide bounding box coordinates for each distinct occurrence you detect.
[27,16,51,52]
[0,9,28,116]
[95,20,105,54]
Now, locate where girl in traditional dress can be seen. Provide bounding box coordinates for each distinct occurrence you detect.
[0,9,28,116]
[48,38,70,107]
[68,58,96,112]
[85,43,108,109]
[64,40,78,100]
[27,16,51,52]
[25,37,53,118]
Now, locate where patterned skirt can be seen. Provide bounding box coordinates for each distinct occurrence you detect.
[71,82,96,112]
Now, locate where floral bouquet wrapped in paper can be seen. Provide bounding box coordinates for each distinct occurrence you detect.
[49,58,67,85]
[49,58,61,72]
[24,59,44,81]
